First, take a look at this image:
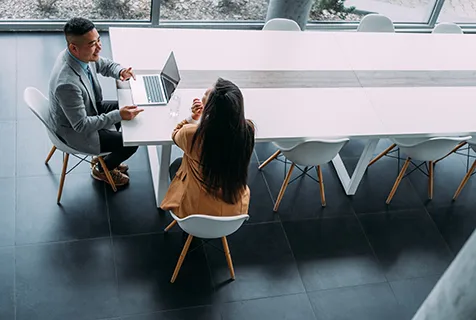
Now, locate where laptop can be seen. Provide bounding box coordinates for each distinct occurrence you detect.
[130,51,181,106]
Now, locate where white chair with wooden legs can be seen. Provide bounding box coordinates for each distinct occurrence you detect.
[263,18,301,31]
[357,14,395,33]
[272,138,349,212]
[164,212,249,283]
[385,136,471,204]
[258,140,304,170]
[453,138,476,200]
[24,87,117,204]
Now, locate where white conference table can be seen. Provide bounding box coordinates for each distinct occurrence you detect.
[110,27,476,207]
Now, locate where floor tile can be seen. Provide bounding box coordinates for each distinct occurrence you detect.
[205,223,305,303]
[0,35,17,121]
[220,293,316,320]
[262,160,354,220]
[390,275,440,319]
[308,283,403,320]
[126,146,150,172]
[121,306,221,320]
[0,247,15,320]
[283,217,386,291]
[246,164,278,224]
[15,239,120,320]
[16,119,92,177]
[347,157,424,214]
[16,33,65,120]
[428,205,476,255]
[358,209,453,281]
[283,216,371,257]
[16,174,109,245]
[0,178,15,247]
[113,233,214,315]
[294,253,386,292]
[107,171,172,236]
[0,122,15,178]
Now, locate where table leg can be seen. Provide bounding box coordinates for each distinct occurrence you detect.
[332,139,379,195]
[147,145,172,208]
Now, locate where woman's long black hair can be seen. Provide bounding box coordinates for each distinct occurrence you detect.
[191,78,255,204]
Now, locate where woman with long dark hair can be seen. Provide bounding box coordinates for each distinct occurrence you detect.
[160,78,255,218]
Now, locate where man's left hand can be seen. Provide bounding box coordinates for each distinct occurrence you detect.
[120,67,136,81]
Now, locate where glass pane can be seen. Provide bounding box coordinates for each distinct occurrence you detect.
[438,0,476,22]
[309,0,438,22]
[160,0,267,20]
[0,0,151,20]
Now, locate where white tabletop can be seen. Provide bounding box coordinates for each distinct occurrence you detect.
[334,32,476,70]
[110,28,352,71]
[110,28,476,146]
[110,28,476,72]
[363,87,476,136]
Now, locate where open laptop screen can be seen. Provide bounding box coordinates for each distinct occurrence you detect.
[161,51,180,101]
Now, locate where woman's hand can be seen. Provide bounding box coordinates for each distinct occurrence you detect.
[191,98,204,121]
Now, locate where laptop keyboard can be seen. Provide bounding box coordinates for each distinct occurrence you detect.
[143,75,165,103]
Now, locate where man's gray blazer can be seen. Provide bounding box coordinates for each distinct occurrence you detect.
[48,49,124,155]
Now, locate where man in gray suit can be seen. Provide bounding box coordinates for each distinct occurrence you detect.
[49,17,143,187]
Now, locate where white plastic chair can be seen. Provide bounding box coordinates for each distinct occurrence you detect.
[357,14,395,33]
[453,138,476,200]
[432,22,463,34]
[24,87,117,203]
[271,138,349,211]
[164,212,249,283]
[263,18,301,31]
[386,136,471,204]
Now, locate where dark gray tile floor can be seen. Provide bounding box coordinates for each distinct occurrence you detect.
[0,32,475,320]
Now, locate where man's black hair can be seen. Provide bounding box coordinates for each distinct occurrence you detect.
[64,17,95,42]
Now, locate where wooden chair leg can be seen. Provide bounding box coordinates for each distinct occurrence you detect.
[368,143,397,167]
[222,237,235,280]
[45,146,57,164]
[273,163,295,212]
[435,141,467,164]
[453,159,476,200]
[171,234,194,283]
[164,220,177,232]
[57,153,70,204]
[316,165,326,207]
[258,150,281,170]
[386,158,411,205]
[428,161,434,200]
[97,156,117,192]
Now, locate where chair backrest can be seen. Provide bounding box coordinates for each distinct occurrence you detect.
[394,136,471,161]
[23,87,80,155]
[263,18,301,31]
[281,138,349,166]
[171,212,249,239]
[432,22,463,34]
[357,14,395,33]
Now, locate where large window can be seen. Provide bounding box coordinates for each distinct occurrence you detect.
[0,0,475,29]
[159,0,267,21]
[0,0,151,20]
[308,0,439,23]
[438,0,476,22]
